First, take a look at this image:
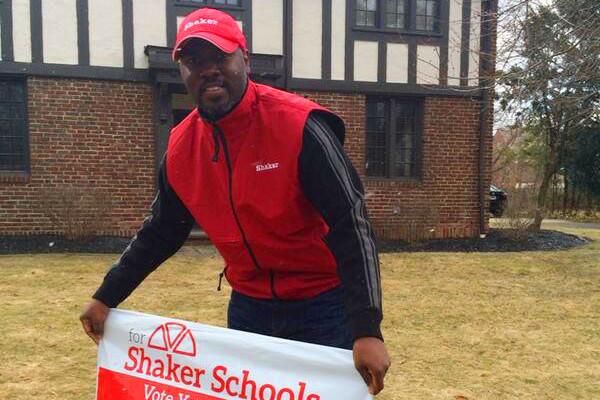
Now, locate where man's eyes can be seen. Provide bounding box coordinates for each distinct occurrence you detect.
[180,54,229,67]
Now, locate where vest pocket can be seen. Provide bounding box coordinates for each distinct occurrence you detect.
[212,239,259,282]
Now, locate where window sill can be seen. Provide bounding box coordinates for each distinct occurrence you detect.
[352,26,443,37]
[0,171,30,183]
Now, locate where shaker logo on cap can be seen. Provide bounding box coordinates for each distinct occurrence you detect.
[184,18,219,31]
[147,322,197,357]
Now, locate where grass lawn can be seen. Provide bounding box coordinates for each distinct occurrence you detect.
[0,226,599,400]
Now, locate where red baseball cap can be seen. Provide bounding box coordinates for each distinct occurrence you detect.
[172,8,247,60]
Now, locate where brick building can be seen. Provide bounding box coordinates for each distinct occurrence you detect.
[0,0,496,240]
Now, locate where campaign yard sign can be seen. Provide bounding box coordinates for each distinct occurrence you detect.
[97,309,372,400]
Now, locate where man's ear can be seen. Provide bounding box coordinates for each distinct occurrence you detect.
[243,49,251,74]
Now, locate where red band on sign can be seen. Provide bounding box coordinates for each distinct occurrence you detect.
[97,367,225,400]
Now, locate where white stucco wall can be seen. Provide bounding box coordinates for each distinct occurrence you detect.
[252,0,283,55]
[468,0,481,86]
[42,0,78,64]
[416,45,440,85]
[330,0,345,80]
[386,42,408,83]
[12,0,32,62]
[448,0,463,85]
[353,41,378,82]
[133,0,166,68]
[292,0,322,79]
[89,0,123,67]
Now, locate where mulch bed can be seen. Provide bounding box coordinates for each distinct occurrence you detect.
[379,229,590,253]
[0,235,131,255]
[0,229,591,255]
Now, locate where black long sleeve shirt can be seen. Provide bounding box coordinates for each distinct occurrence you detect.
[94,112,383,340]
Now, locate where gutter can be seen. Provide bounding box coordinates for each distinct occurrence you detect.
[478,0,497,238]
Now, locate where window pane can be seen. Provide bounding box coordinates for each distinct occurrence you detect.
[214,0,241,5]
[385,0,405,29]
[415,0,438,31]
[366,100,387,177]
[392,100,418,178]
[366,11,376,26]
[356,0,377,26]
[356,10,367,26]
[0,79,28,172]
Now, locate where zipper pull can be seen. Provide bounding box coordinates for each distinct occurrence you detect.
[212,126,220,162]
[217,268,226,291]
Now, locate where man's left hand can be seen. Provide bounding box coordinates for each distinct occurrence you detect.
[353,337,391,395]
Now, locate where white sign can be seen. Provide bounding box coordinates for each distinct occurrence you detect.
[97,309,372,400]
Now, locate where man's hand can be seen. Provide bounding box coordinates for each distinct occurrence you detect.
[353,337,391,395]
[80,299,110,345]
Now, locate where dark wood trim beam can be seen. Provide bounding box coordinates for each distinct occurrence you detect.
[321,0,331,80]
[30,0,43,63]
[122,0,134,68]
[76,0,89,65]
[1,0,14,61]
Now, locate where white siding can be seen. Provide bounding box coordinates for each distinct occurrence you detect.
[89,0,123,67]
[12,0,32,62]
[353,41,378,82]
[252,0,283,55]
[448,0,463,85]
[330,0,345,80]
[133,0,166,68]
[292,0,322,79]
[416,45,440,84]
[468,0,481,86]
[386,43,408,83]
[42,0,78,64]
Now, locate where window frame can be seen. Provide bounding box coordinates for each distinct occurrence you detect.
[0,75,30,178]
[352,0,442,35]
[364,96,423,181]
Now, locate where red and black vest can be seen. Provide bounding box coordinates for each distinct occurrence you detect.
[166,81,341,300]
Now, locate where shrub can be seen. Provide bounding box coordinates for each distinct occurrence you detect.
[37,185,114,241]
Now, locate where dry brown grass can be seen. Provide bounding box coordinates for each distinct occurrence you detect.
[0,228,599,400]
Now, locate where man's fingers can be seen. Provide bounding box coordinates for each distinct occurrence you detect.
[368,367,385,395]
[80,317,101,345]
[358,367,372,387]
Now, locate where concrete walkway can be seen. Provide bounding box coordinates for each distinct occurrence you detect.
[541,219,600,230]
[491,218,600,230]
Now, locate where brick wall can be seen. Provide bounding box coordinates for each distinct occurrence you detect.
[0,77,155,236]
[0,76,491,240]
[301,91,489,240]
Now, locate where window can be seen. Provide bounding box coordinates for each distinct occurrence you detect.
[354,0,439,32]
[0,78,28,173]
[175,0,244,22]
[365,98,421,179]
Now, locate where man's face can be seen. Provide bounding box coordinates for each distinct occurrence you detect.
[178,39,249,119]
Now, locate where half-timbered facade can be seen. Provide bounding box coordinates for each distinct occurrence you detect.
[0,0,496,240]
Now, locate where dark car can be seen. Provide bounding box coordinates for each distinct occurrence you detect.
[490,185,508,217]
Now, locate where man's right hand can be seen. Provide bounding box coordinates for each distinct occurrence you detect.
[80,299,110,345]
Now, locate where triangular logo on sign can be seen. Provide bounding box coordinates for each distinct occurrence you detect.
[148,322,197,357]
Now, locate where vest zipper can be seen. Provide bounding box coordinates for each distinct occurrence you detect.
[211,124,281,299]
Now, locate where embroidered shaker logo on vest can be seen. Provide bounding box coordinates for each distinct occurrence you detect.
[255,162,279,172]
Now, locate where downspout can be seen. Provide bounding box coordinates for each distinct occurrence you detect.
[478,0,496,238]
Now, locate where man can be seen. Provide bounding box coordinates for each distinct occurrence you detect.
[80,7,390,395]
